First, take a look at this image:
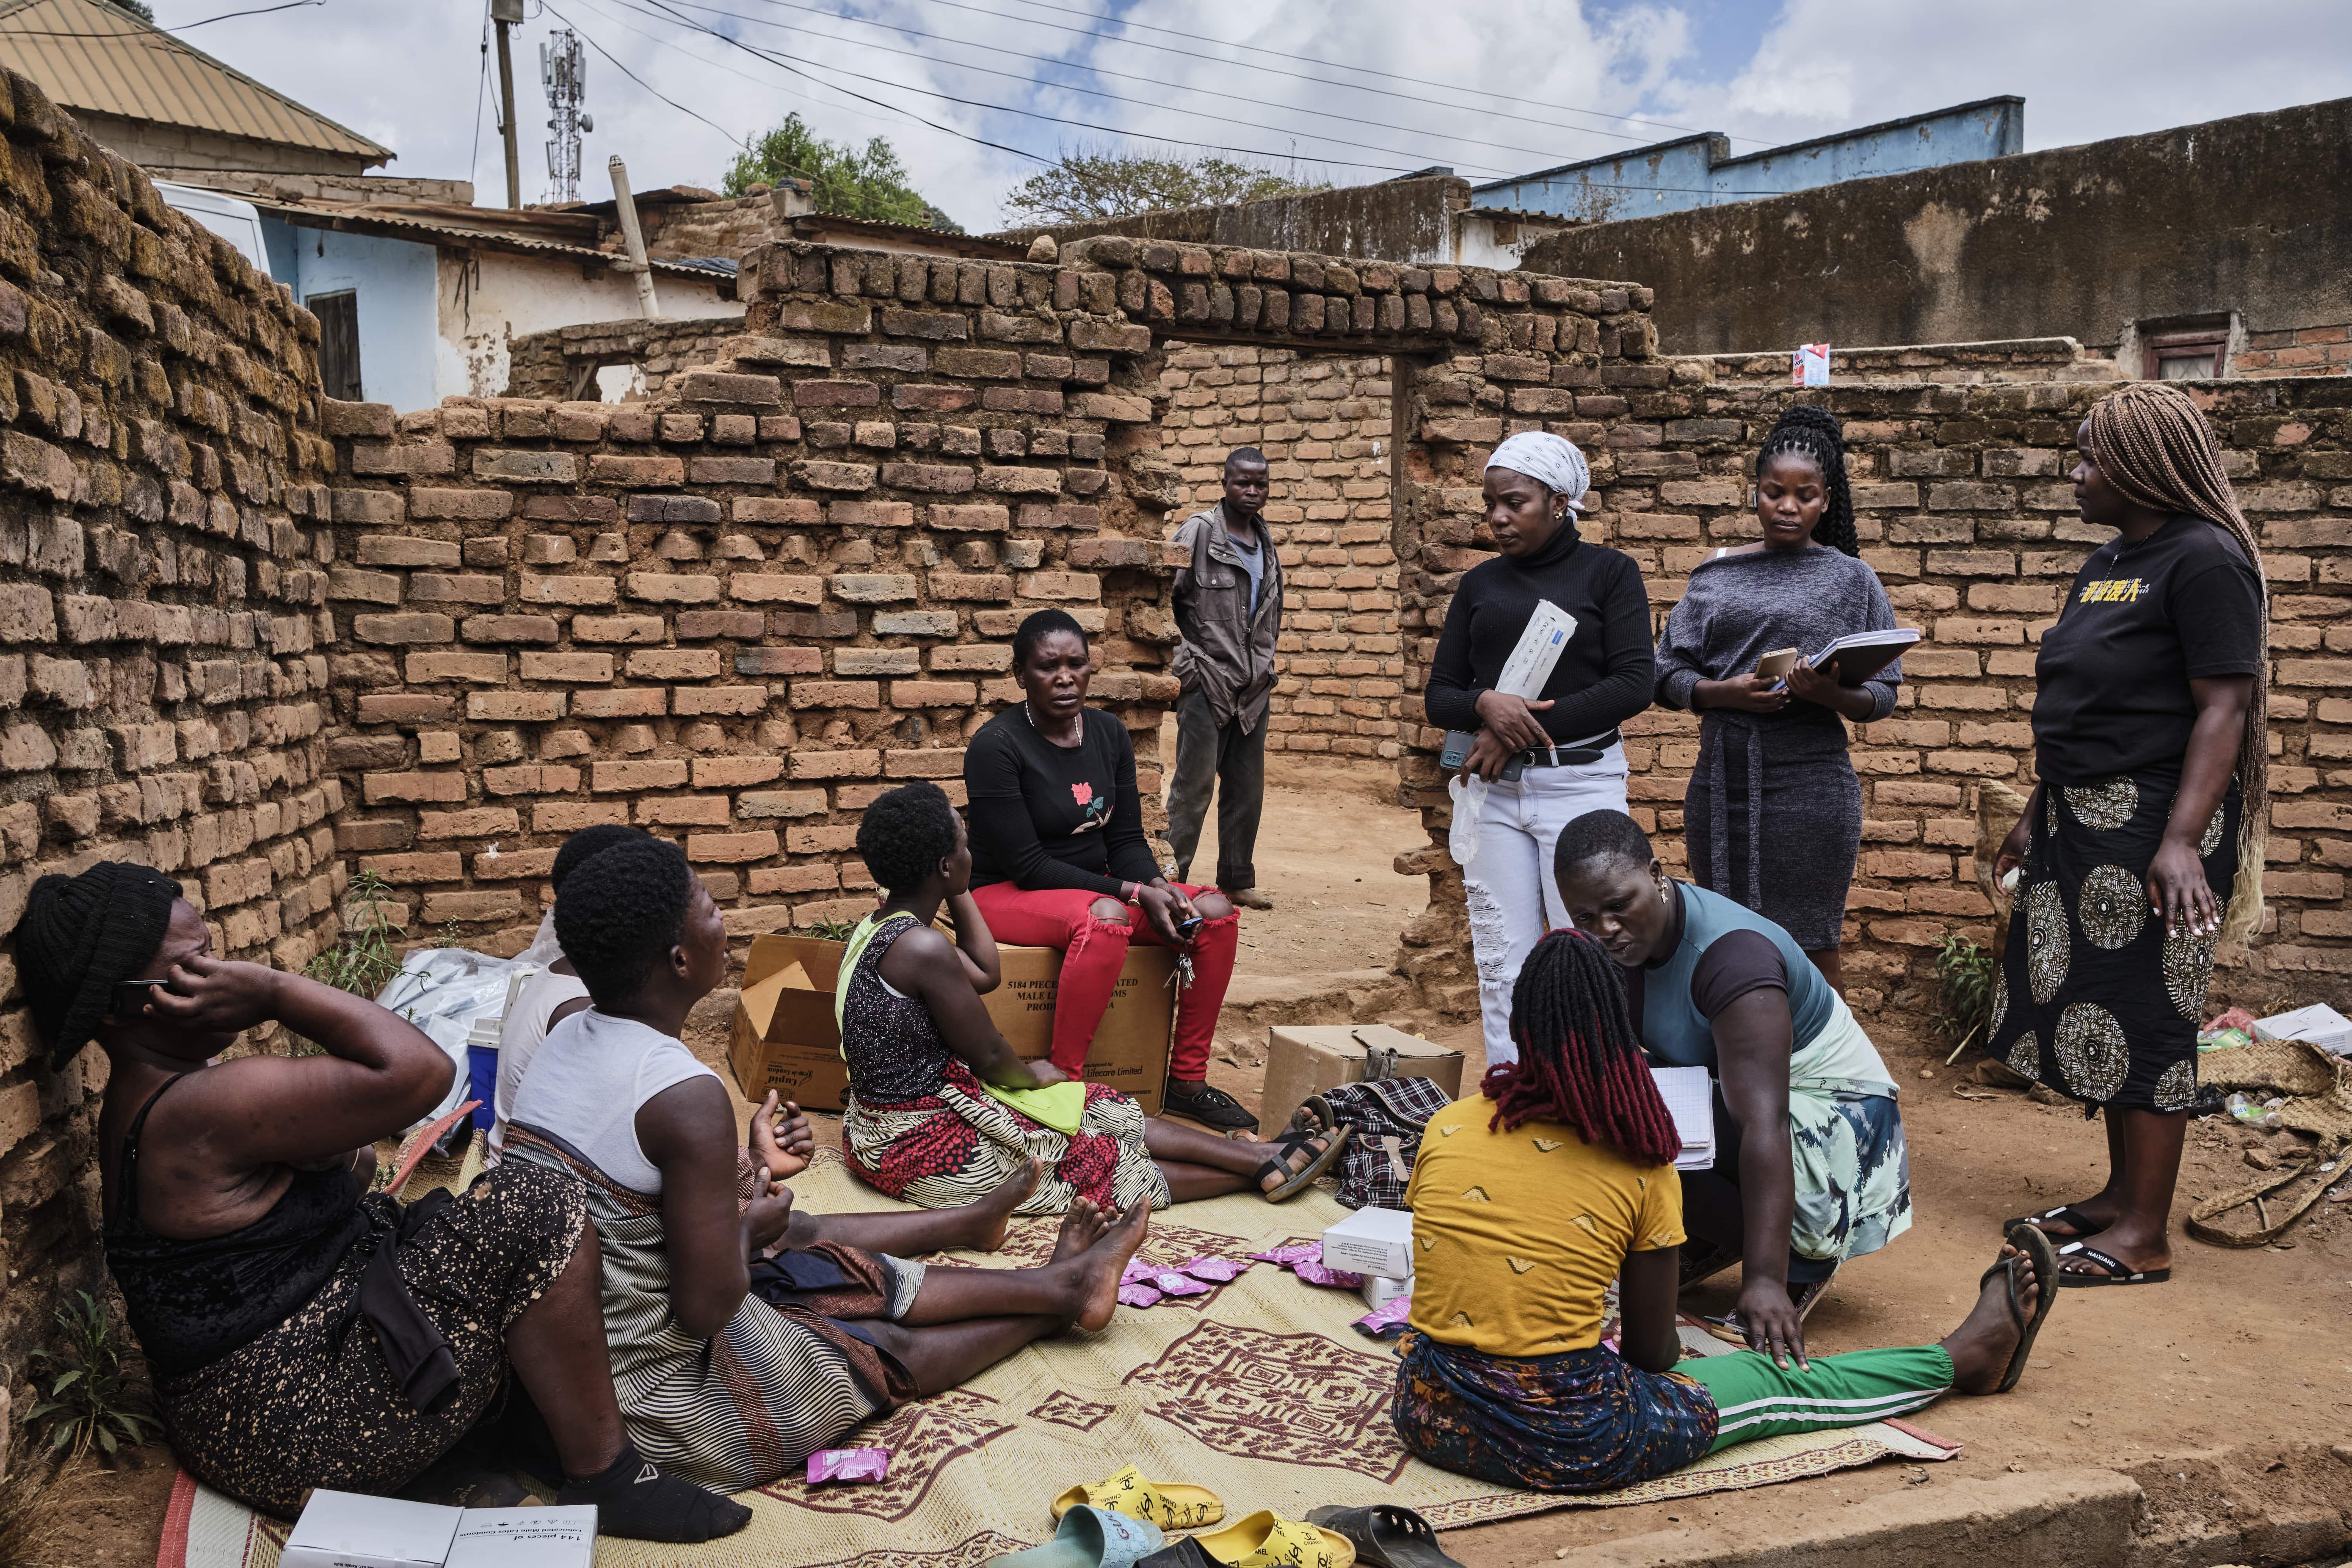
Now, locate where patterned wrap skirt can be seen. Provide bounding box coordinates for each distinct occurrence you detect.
[1989,763,2238,1113]
[1392,1331,1717,1494]
[503,1128,919,1492]
[154,1161,585,1519]
[843,1057,1172,1215]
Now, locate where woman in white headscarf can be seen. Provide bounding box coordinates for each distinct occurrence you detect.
[1425,432,1656,1067]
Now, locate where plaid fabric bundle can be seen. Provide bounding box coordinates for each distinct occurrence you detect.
[1303,1076,1455,1210]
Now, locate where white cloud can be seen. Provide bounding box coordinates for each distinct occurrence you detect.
[157,0,2352,230]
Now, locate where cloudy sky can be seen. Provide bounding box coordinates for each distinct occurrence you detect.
[158,0,2352,231]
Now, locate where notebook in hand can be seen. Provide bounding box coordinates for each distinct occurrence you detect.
[1808,628,1920,686]
[1650,1065,1715,1172]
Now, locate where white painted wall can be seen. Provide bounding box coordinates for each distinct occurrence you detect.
[437,251,740,403]
[272,221,442,413]
[1453,213,1574,270]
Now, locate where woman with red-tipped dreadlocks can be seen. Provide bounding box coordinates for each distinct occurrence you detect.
[1394,927,2062,1495]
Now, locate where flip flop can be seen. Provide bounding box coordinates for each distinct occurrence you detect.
[1675,1242,1739,1291]
[1137,1543,1220,1568]
[1196,1511,1356,1568]
[1303,1506,1462,1568]
[2005,1204,2104,1239]
[1052,1466,1223,1530]
[1256,1127,1354,1204]
[1698,1261,1839,1346]
[1988,1223,2061,1391]
[991,1508,1167,1568]
[2054,1240,2171,1287]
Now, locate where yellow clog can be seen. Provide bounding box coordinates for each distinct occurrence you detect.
[1050,1465,1224,1530]
[1196,1511,1356,1568]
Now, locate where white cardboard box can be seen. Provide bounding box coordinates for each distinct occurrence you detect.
[2253,1003,2352,1056]
[281,1493,461,1568]
[1322,1204,1413,1279]
[445,1507,597,1568]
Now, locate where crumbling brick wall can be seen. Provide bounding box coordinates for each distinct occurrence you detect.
[321,238,1634,953]
[1394,370,2352,1022]
[1160,346,1401,757]
[0,69,337,1467]
[1699,339,2122,387]
[2235,325,2352,378]
[504,318,739,403]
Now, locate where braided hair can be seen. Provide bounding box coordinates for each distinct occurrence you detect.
[2083,382,2271,945]
[1756,404,1858,557]
[1483,929,1680,1167]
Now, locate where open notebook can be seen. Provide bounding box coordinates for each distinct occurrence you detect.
[1651,1065,1715,1172]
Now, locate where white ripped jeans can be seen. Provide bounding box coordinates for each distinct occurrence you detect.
[1459,748,1631,1067]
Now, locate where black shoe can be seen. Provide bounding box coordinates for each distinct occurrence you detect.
[1161,1078,1259,1132]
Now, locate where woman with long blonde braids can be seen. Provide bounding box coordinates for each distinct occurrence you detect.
[1990,382,2268,1287]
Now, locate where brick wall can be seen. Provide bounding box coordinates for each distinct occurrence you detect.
[505,318,740,402]
[322,238,1637,953]
[1699,338,2122,388]
[0,69,339,1466]
[1393,372,2352,1022]
[2235,323,2352,378]
[1160,346,1401,757]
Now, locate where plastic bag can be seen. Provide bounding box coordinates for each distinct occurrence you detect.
[1448,773,1488,869]
[375,948,530,1135]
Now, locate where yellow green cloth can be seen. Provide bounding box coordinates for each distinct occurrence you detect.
[1405,1093,1684,1358]
[980,1079,1089,1136]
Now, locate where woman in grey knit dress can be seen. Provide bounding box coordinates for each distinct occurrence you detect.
[1653,407,1902,995]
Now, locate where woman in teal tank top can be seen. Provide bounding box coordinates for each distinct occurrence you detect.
[1552,811,1912,1369]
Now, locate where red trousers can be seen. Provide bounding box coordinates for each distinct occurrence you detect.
[968,881,1237,1082]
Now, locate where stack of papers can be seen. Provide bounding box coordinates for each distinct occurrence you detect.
[2253,1004,2352,1057]
[1651,1066,1715,1172]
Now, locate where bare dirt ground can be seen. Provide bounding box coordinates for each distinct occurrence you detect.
[52,768,2352,1566]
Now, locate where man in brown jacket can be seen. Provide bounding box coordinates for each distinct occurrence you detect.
[1166,447,1282,912]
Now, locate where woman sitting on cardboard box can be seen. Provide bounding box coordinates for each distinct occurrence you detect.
[504,835,1167,1492]
[1395,927,2059,1494]
[10,862,748,1541]
[839,780,1350,1213]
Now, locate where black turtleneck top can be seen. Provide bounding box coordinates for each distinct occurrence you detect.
[1423,521,1656,747]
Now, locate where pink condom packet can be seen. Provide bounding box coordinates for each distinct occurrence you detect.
[1353,1293,1413,1337]
[1249,1243,1322,1267]
[807,1447,891,1485]
[1293,1259,1366,1289]
[1120,1258,1160,1287]
[1118,1282,1164,1308]
[1148,1270,1212,1297]
[1178,1255,1250,1283]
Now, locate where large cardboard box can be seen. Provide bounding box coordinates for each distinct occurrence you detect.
[1259,1024,1466,1135]
[730,932,1174,1115]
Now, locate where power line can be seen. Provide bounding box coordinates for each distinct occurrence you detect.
[568,0,912,143]
[657,0,1532,177]
[967,0,1772,148]
[896,0,1746,152]
[626,0,1439,175]
[542,2,739,143]
[468,0,491,192]
[0,0,327,35]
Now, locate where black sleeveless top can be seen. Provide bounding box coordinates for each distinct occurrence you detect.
[105,1075,374,1377]
[840,916,955,1106]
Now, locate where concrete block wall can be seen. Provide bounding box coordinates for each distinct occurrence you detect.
[1160,346,1402,757]
[1393,371,2352,1021]
[0,69,339,1463]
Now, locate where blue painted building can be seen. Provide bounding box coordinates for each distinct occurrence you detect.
[1473,97,2024,221]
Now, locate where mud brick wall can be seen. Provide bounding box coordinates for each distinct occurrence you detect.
[504,318,739,403]
[1393,371,2352,1024]
[0,69,338,1468]
[1698,338,2122,388]
[1160,346,1401,757]
[2235,323,2352,378]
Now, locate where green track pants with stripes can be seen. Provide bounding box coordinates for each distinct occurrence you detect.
[1684,1346,1954,1452]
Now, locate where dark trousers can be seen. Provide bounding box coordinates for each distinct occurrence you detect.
[1164,685,1267,891]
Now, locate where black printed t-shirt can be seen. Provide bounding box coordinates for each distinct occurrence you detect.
[964,706,1163,896]
[2031,515,2263,784]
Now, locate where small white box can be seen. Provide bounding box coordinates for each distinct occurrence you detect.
[2254,1003,2352,1056]
[445,1507,597,1568]
[1322,1204,1413,1279]
[1359,1271,1413,1312]
[282,1492,461,1568]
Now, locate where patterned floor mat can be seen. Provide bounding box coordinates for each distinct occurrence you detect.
[160,1150,1956,1568]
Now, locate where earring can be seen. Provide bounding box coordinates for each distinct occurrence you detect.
[1656,877,1671,904]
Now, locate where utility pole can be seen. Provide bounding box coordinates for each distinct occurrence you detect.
[608,156,662,319]
[492,0,524,209]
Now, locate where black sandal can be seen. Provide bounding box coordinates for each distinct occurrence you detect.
[1256,1126,1352,1203]
[1304,1505,1463,1568]
[2055,1240,2170,1287]
[2005,1204,2105,1239]
[1987,1223,2060,1391]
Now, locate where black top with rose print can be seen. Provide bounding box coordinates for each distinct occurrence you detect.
[964,706,1163,895]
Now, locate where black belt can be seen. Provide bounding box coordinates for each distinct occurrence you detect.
[1515,730,1619,768]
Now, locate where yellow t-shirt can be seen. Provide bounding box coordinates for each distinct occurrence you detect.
[1405,1094,1684,1358]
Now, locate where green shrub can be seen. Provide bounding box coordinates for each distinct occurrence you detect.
[1930,934,1999,1057]
[27,1292,156,1463]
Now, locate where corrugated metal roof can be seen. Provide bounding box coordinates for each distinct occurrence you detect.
[250,196,734,285]
[0,0,390,162]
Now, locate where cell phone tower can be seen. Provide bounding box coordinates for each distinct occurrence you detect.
[541,29,592,203]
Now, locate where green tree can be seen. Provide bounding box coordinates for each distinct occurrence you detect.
[106,0,156,18]
[1000,145,1329,226]
[724,114,962,233]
